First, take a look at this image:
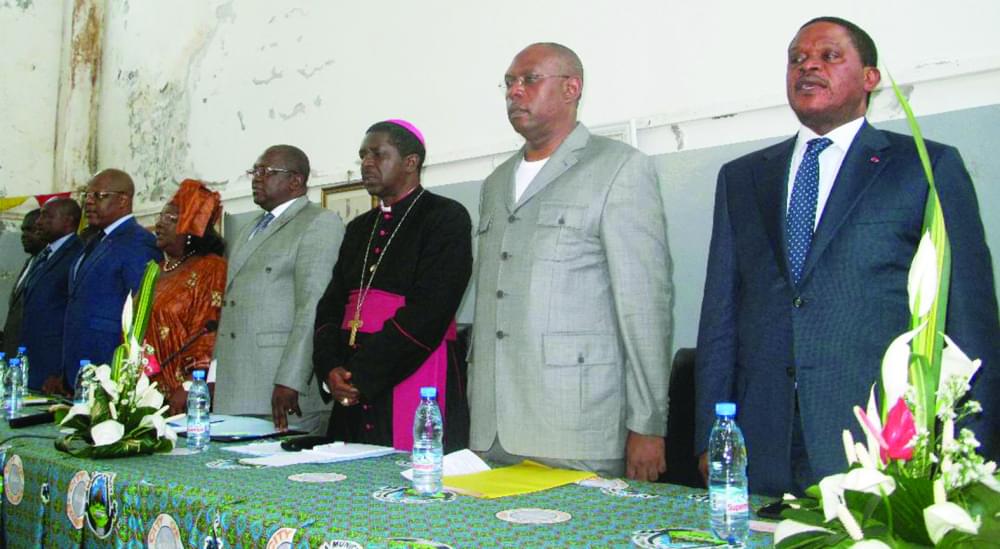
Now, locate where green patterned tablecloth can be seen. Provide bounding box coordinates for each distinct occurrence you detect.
[0,423,774,547]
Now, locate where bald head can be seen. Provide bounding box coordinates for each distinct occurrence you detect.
[85,168,135,229]
[526,42,584,83]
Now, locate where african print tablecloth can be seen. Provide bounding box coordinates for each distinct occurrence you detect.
[0,422,774,548]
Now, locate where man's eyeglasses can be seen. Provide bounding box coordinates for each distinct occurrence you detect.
[246,166,297,178]
[500,74,571,90]
[157,212,179,224]
[83,191,127,201]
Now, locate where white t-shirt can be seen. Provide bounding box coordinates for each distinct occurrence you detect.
[514,157,549,202]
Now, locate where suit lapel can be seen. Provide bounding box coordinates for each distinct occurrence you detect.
[800,123,890,283]
[9,257,31,303]
[226,197,308,285]
[514,123,588,210]
[23,236,80,302]
[74,218,138,289]
[753,137,796,285]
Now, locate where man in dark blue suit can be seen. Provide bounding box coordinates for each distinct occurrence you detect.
[695,17,999,496]
[62,169,160,391]
[2,209,44,358]
[19,198,84,393]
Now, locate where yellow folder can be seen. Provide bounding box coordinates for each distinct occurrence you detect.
[443,460,596,498]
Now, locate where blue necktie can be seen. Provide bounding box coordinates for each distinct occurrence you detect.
[786,137,833,285]
[249,212,275,240]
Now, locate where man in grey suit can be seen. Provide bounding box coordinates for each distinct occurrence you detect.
[213,145,345,435]
[469,43,673,480]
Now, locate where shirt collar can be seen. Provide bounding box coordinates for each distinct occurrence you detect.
[795,116,865,155]
[379,186,421,213]
[48,232,74,253]
[266,196,299,220]
[102,214,134,237]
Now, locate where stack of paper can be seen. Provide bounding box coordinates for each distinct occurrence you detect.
[239,442,396,467]
[400,449,492,480]
[443,460,595,498]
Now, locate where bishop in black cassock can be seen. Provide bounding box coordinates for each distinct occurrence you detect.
[313,120,472,451]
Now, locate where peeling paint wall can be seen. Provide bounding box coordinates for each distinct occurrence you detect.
[0,0,63,199]
[3,1,1000,218]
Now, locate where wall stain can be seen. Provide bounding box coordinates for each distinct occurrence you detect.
[252,67,283,85]
[712,113,737,120]
[278,103,306,120]
[237,111,246,130]
[124,78,189,203]
[298,59,335,78]
[69,0,102,89]
[670,124,685,151]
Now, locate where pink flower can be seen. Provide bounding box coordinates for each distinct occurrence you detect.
[881,398,917,462]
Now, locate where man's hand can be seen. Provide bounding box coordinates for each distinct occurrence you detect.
[271,384,301,431]
[168,387,188,416]
[625,431,667,481]
[698,451,709,486]
[42,375,69,396]
[326,367,360,406]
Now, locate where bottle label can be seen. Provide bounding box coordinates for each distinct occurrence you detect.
[188,424,207,436]
[412,452,436,472]
[710,486,749,514]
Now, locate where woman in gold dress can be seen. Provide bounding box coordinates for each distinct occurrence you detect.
[148,180,226,413]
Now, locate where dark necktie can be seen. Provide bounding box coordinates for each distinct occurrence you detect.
[786,137,833,285]
[249,212,275,240]
[21,246,52,291]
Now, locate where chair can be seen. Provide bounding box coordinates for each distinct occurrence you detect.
[658,347,702,488]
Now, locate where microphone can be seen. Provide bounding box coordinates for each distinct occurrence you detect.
[158,320,219,370]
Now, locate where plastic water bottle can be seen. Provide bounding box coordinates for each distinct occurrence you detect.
[0,353,7,402]
[709,402,749,545]
[5,358,23,418]
[411,386,444,496]
[186,370,211,451]
[73,360,92,405]
[15,347,29,397]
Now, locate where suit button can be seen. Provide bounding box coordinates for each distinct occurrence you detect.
[230,333,236,339]
[230,300,236,307]
[792,297,804,308]
[265,267,272,273]
[496,330,505,339]
[496,290,504,298]
[577,354,585,364]
[786,366,795,378]
[508,215,517,223]
[500,251,509,260]
[557,217,565,225]
[364,423,374,431]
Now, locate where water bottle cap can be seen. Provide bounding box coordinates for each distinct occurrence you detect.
[17,346,26,353]
[192,370,207,380]
[80,359,91,366]
[9,358,20,366]
[0,352,4,359]
[715,402,737,417]
[420,386,437,399]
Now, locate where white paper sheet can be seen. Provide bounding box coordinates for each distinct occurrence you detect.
[167,414,302,440]
[400,448,491,480]
[239,442,397,467]
[220,441,286,457]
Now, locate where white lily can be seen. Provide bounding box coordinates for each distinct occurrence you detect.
[139,412,173,440]
[128,334,141,368]
[772,519,832,544]
[938,335,981,393]
[819,474,847,522]
[60,402,91,425]
[121,293,134,339]
[843,430,858,465]
[854,392,884,469]
[880,324,924,408]
[135,375,164,409]
[91,419,125,446]
[836,503,864,541]
[851,540,892,548]
[841,467,896,497]
[924,502,980,544]
[93,364,119,400]
[907,231,938,318]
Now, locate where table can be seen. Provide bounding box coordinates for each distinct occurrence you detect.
[0,423,773,547]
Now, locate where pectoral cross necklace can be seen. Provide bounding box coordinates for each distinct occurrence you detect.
[348,189,426,347]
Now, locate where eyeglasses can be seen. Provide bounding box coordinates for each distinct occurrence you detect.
[157,212,179,224]
[83,191,127,201]
[500,74,571,90]
[246,166,297,178]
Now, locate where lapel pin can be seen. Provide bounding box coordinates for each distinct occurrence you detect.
[870,155,880,163]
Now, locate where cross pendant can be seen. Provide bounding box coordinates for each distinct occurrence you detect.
[348,318,364,347]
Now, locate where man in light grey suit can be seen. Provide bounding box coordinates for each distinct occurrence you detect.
[213,145,344,435]
[469,43,673,480]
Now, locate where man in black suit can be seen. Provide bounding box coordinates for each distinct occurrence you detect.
[695,17,999,496]
[2,209,45,358]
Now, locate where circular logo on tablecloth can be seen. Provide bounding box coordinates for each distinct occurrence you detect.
[148,513,183,549]
[601,487,659,499]
[495,508,571,524]
[577,477,629,490]
[265,527,296,549]
[631,528,727,548]
[372,486,457,504]
[206,459,259,470]
[86,471,118,539]
[3,454,24,505]
[66,470,91,529]
[288,472,347,483]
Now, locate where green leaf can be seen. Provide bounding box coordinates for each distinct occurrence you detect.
[781,508,830,528]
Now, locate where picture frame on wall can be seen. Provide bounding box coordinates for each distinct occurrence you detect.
[321,182,377,223]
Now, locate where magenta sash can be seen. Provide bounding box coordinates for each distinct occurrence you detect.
[341,288,456,451]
